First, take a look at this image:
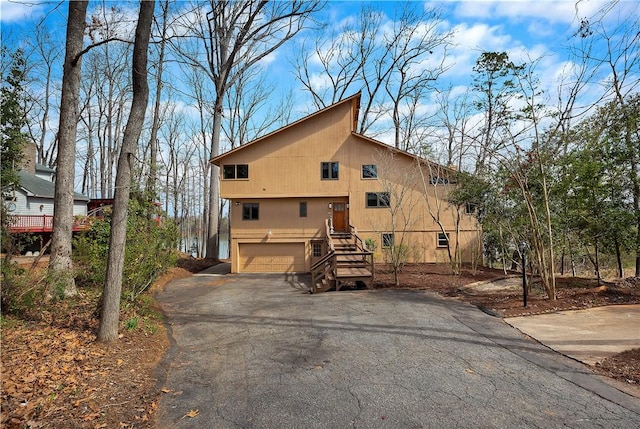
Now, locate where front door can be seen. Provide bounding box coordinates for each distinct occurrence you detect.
[332,202,347,232]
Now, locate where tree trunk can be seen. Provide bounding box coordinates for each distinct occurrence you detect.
[206,98,222,259]
[48,0,88,298]
[98,0,154,342]
[145,0,168,198]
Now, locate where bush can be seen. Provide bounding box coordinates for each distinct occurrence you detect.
[0,260,46,319]
[73,196,179,301]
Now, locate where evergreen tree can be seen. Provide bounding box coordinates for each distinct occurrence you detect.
[0,47,28,188]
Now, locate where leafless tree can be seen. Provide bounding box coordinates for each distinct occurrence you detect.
[24,24,63,168]
[374,149,423,286]
[223,68,293,149]
[171,0,324,259]
[416,158,463,274]
[144,0,170,196]
[99,0,154,342]
[47,0,88,298]
[293,2,452,143]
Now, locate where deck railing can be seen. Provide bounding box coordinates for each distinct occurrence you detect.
[6,215,93,233]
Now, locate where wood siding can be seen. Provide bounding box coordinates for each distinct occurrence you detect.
[214,94,482,272]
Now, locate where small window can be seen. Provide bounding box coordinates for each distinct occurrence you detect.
[299,202,307,217]
[312,242,323,257]
[366,192,390,208]
[321,162,339,180]
[430,176,450,185]
[382,233,394,248]
[223,164,249,180]
[437,232,449,248]
[242,203,259,220]
[362,164,378,179]
[465,202,477,214]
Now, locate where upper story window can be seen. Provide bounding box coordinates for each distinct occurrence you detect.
[299,202,307,217]
[223,164,249,180]
[366,192,390,208]
[362,164,378,179]
[242,203,259,220]
[321,162,339,180]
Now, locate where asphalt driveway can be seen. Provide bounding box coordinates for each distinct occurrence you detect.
[155,269,640,428]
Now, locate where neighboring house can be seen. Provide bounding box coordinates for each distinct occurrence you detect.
[5,167,89,221]
[3,144,90,252]
[212,93,481,280]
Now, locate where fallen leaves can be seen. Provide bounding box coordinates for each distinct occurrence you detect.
[1,319,168,428]
[184,409,200,418]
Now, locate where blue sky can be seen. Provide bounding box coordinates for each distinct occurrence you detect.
[1,1,638,151]
[3,0,634,94]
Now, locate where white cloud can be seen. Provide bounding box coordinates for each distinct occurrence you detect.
[0,0,46,23]
[451,0,592,24]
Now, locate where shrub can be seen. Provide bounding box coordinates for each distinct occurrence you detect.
[73,196,179,301]
[0,260,46,319]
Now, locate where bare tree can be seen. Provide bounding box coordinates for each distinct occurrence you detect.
[98,0,154,342]
[24,24,63,168]
[47,0,88,298]
[416,158,463,274]
[223,68,293,149]
[172,0,324,259]
[145,0,170,197]
[374,149,423,286]
[294,2,452,141]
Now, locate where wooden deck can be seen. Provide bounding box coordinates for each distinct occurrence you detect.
[6,215,92,233]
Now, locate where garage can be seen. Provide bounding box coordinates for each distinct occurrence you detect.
[238,243,306,273]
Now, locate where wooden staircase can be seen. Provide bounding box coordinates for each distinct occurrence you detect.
[310,224,374,293]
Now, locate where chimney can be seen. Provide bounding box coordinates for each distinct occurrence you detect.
[21,142,37,174]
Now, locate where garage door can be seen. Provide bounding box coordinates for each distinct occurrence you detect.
[238,243,306,273]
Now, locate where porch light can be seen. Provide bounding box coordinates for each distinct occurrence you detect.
[328,203,332,209]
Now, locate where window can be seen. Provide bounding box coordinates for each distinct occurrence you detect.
[382,233,394,248]
[362,164,378,179]
[430,176,450,185]
[437,232,449,248]
[366,192,390,208]
[299,202,307,217]
[465,202,477,214]
[312,242,323,258]
[223,164,249,180]
[242,203,259,220]
[321,162,339,180]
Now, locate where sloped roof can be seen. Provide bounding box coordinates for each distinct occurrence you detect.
[17,170,89,201]
[211,93,361,165]
[35,163,56,174]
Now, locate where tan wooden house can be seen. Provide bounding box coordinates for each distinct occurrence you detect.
[212,93,481,290]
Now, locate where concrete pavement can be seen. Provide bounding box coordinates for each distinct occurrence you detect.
[505,305,640,365]
[155,268,640,428]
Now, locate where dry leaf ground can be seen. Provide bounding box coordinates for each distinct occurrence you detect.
[2,260,638,428]
[1,257,215,429]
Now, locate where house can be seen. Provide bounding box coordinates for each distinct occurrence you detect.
[3,143,90,252]
[211,93,481,288]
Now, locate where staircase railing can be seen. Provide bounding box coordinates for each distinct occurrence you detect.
[349,224,375,278]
